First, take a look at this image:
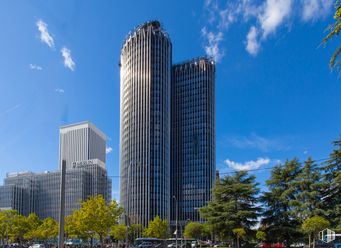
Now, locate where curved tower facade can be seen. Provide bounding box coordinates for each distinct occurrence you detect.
[120,21,172,226]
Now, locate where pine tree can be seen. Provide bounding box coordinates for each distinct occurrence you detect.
[321,135,341,230]
[290,157,326,221]
[200,171,260,243]
[261,159,302,246]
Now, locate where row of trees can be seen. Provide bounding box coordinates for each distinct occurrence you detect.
[198,136,340,247]
[0,210,58,244]
[0,195,169,246]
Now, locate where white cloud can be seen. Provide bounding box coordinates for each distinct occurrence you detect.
[259,0,293,39]
[36,20,54,48]
[246,26,260,56]
[201,27,224,62]
[61,47,75,71]
[106,147,113,154]
[301,0,333,22]
[29,64,43,71]
[55,88,64,94]
[225,157,271,171]
[228,133,288,152]
[218,7,237,29]
[202,0,331,57]
[4,104,21,114]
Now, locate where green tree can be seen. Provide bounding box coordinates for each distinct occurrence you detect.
[36,217,58,241]
[321,135,341,231]
[24,213,42,241]
[201,223,212,240]
[232,228,246,248]
[128,224,143,243]
[9,214,29,243]
[200,171,260,243]
[290,157,326,221]
[0,210,27,243]
[184,222,203,240]
[143,216,168,239]
[74,195,123,246]
[65,210,88,239]
[302,216,329,248]
[112,224,127,242]
[323,1,341,70]
[261,159,302,246]
[0,210,8,244]
[256,231,266,242]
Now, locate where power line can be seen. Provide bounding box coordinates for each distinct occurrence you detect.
[107,157,331,178]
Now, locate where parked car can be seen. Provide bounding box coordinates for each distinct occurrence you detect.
[29,244,45,248]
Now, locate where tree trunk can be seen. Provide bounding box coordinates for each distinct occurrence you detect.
[312,237,315,248]
[237,236,240,248]
[308,234,311,248]
[100,234,103,248]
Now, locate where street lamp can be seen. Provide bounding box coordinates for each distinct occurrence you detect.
[181,219,191,248]
[126,163,133,248]
[125,213,130,248]
[173,195,178,248]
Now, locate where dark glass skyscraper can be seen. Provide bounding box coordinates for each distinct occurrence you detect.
[171,57,216,225]
[120,21,172,226]
[120,21,215,228]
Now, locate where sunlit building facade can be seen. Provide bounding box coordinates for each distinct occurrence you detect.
[120,20,172,226]
[120,21,216,228]
[59,121,107,170]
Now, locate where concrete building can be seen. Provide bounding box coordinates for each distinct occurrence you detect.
[0,122,112,220]
[0,184,25,214]
[120,20,172,226]
[1,161,111,220]
[59,121,107,170]
[35,160,111,219]
[171,57,216,226]
[2,172,37,215]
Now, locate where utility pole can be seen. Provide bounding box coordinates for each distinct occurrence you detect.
[58,160,66,248]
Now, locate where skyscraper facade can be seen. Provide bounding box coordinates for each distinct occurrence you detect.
[59,121,106,169]
[120,21,216,228]
[171,57,216,225]
[120,21,172,226]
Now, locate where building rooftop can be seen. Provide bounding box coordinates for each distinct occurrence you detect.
[59,121,107,140]
[173,56,215,67]
[121,20,170,52]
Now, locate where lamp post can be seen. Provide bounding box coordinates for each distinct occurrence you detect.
[126,163,132,248]
[173,195,178,248]
[125,213,130,248]
[58,160,66,248]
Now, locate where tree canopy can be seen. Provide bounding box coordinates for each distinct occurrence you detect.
[323,1,341,70]
[184,222,204,240]
[302,216,330,248]
[65,195,123,245]
[200,171,260,242]
[142,216,168,239]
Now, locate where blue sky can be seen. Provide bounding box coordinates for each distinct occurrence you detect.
[0,0,340,200]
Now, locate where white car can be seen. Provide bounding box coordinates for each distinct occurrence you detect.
[29,244,46,248]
